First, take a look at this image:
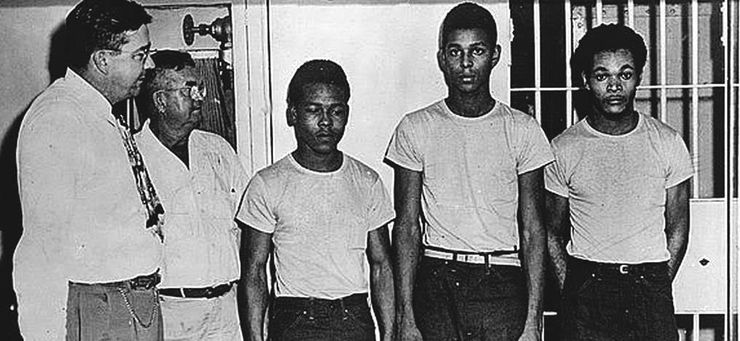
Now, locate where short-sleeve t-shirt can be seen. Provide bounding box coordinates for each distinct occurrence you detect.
[385,100,554,266]
[237,153,394,299]
[544,113,693,263]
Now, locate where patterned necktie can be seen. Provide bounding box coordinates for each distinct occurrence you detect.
[114,115,165,242]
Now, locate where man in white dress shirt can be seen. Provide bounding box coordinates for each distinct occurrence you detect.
[15,0,162,339]
[137,50,249,341]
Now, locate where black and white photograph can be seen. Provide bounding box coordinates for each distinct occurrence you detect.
[0,0,737,340]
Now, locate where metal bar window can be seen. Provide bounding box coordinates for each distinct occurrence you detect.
[726,0,739,338]
[565,0,574,127]
[534,0,542,123]
[660,0,667,122]
[511,0,737,198]
[509,1,740,337]
[692,0,700,197]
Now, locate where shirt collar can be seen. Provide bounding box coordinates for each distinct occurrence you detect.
[64,68,116,124]
[138,120,199,157]
[138,120,162,150]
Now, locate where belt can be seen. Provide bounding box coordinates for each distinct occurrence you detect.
[569,257,668,276]
[274,293,368,308]
[71,271,161,291]
[423,246,518,265]
[159,281,236,299]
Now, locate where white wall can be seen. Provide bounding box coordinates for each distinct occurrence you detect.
[0,6,69,146]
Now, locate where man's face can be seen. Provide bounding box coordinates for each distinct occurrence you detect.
[583,48,641,118]
[288,83,348,156]
[438,28,500,95]
[107,25,154,102]
[158,66,204,133]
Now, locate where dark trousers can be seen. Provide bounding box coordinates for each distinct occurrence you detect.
[414,257,528,341]
[559,257,678,341]
[66,281,163,341]
[268,293,375,341]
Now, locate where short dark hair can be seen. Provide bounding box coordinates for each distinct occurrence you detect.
[439,2,497,49]
[66,0,152,70]
[571,24,648,77]
[143,50,195,92]
[139,50,196,116]
[150,50,196,73]
[287,59,350,106]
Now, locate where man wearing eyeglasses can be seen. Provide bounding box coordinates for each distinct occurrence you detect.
[15,0,162,340]
[135,50,249,341]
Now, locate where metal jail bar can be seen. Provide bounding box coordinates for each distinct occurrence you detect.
[511,0,739,340]
[511,0,734,199]
[725,0,739,339]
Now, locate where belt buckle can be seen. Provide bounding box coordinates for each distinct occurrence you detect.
[618,264,629,275]
[131,273,159,290]
[131,277,151,290]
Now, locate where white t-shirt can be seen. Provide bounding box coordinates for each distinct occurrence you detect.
[385,100,554,266]
[237,153,394,299]
[544,113,693,263]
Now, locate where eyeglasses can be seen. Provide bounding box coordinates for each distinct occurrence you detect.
[161,84,207,101]
[103,47,151,64]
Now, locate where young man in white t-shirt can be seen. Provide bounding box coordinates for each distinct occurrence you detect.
[544,24,693,340]
[385,3,552,340]
[238,60,395,341]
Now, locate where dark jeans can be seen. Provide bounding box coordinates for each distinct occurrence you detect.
[559,257,678,341]
[268,293,375,341]
[414,257,528,341]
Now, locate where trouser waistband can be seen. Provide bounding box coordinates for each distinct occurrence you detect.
[423,245,518,265]
[569,256,668,276]
[158,280,237,299]
[273,293,368,310]
[70,271,161,291]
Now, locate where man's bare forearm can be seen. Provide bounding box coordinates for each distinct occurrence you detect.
[371,255,395,340]
[666,228,688,280]
[244,265,268,341]
[665,180,690,280]
[240,225,272,341]
[518,169,547,332]
[547,235,569,290]
[393,221,421,317]
[520,222,546,328]
[545,191,571,291]
[391,166,423,320]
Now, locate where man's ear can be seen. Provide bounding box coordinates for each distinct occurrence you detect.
[490,44,501,68]
[581,71,590,90]
[153,91,168,115]
[286,105,296,126]
[91,50,110,75]
[436,49,445,72]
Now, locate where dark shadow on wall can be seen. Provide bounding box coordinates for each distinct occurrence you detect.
[49,23,68,82]
[1,111,26,341]
[0,19,67,341]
